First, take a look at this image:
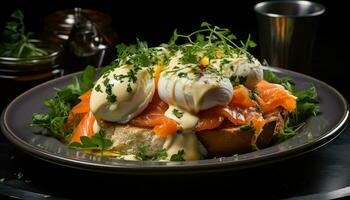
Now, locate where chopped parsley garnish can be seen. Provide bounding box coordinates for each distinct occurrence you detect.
[95,84,102,93]
[170,149,185,161]
[103,78,117,103]
[135,144,149,160]
[240,121,254,132]
[249,88,259,100]
[172,109,184,119]
[230,75,247,85]
[178,72,187,78]
[238,76,248,84]
[153,149,168,160]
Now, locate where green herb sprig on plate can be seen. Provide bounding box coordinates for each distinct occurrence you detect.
[31,66,97,143]
[263,70,320,142]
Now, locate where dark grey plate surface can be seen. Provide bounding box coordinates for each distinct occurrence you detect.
[1,66,349,175]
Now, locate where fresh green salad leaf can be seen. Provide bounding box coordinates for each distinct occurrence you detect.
[153,149,168,160]
[81,65,97,92]
[0,10,47,58]
[263,70,320,142]
[68,130,112,151]
[170,149,185,161]
[135,144,149,160]
[31,67,97,143]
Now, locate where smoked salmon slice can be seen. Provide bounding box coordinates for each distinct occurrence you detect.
[66,89,96,143]
[130,93,178,137]
[70,111,96,143]
[196,85,265,133]
[256,80,297,114]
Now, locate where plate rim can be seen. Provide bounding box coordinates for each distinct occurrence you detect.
[1,66,349,174]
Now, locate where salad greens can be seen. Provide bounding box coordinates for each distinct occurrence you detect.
[263,70,320,142]
[0,10,48,58]
[31,66,102,144]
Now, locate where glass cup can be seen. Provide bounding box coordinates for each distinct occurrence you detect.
[254,1,325,73]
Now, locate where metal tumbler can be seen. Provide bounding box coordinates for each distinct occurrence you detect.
[254,1,325,72]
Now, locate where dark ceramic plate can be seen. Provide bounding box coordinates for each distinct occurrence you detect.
[1,67,349,175]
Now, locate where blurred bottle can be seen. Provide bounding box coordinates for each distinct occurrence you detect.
[40,8,118,74]
[62,8,106,74]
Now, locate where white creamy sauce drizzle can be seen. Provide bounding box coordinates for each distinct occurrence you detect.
[164,105,199,132]
[93,120,100,134]
[90,65,155,123]
[158,52,233,113]
[162,133,201,161]
[88,46,265,161]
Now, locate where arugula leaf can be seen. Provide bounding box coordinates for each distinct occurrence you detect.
[170,149,185,161]
[263,70,295,92]
[68,130,112,151]
[0,10,47,58]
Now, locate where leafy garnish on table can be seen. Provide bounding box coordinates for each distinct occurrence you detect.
[31,67,97,143]
[0,10,47,58]
[263,70,320,142]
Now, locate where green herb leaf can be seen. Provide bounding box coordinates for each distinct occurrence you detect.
[81,65,96,91]
[135,144,149,161]
[170,149,185,161]
[264,70,320,142]
[200,22,211,27]
[68,130,112,151]
[172,109,183,119]
[240,121,254,132]
[153,149,168,160]
[31,66,98,143]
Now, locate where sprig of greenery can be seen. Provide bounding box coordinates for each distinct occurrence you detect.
[170,149,185,161]
[68,130,113,151]
[135,144,150,160]
[0,10,47,58]
[31,67,97,143]
[172,109,183,119]
[263,70,320,142]
[240,121,254,132]
[169,22,256,62]
[153,149,168,160]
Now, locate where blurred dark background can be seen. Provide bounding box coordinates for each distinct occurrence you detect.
[0,0,348,100]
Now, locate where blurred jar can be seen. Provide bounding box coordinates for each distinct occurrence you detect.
[0,40,62,108]
[40,8,118,73]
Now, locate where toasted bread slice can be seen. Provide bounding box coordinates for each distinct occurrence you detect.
[103,112,284,159]
[196,112,284,157]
